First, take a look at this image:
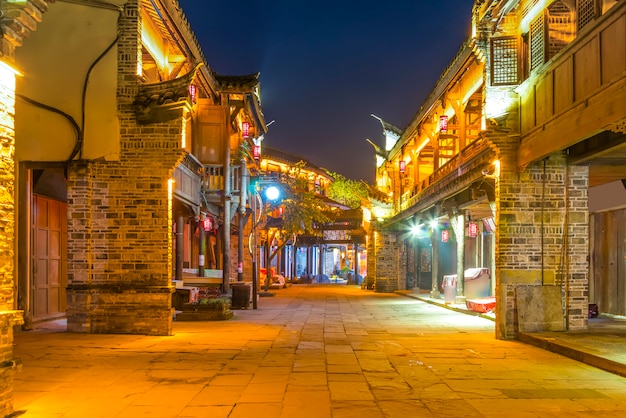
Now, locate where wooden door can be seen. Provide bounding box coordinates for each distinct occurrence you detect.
[33,194,67,320]
[590,210,626,316]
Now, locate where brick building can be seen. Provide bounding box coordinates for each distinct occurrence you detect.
[0,0,266,414]
[368,0,626,339]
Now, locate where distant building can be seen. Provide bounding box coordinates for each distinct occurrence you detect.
[258,145,367,283]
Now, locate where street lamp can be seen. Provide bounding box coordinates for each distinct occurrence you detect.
[264,185,280,201]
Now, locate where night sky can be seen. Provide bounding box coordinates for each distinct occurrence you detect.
[177,1,474,183]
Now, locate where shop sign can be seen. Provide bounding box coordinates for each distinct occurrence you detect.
[441,230,449,242]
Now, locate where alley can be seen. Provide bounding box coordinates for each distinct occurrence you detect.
[12,285,626,417]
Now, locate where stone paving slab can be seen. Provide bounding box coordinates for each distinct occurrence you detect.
[11,285,626,417]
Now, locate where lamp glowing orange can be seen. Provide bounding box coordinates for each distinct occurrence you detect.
[242,122,250,138]
[439,115,448,133]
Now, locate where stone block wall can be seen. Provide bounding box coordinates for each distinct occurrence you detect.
[496,153,589,338]
[371,224,402,292]
[65,0,185,335]
[66,147,180,335]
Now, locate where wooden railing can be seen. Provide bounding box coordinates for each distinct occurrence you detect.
[201,164,241,195]
[398,138,489,212]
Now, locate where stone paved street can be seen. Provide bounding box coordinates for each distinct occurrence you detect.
[12,285,626,417]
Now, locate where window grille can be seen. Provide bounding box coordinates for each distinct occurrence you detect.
[491,37,519,85]
[547,1,575,59]
[529,13,546,72]
[577,0,597,32]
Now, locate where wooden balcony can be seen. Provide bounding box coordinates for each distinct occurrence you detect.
[394,137,493,218]
[517,1,626,168]
[201,164,241,202]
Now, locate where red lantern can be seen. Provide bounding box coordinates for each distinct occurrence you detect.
[203,217,213,232]
[188,84,197,104]
[439,115,448,133]
[441,230,449,243]
[468,222,478,238]
[242,122,250,138]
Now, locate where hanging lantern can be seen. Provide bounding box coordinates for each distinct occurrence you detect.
[242,122,250,138]
[439,115,448,133]
[468,221,478,238]
[203,217,213,232]
[188,84,197,104]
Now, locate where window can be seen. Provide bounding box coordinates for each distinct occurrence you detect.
[527,1,576,74]
[491,37,519,85]
[577,0,597,31]
[529,12,546,72]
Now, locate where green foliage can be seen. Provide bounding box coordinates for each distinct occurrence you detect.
[197,296,231,311]
[273,164,332,238]
[326,171,368,209]
[233,141,251,162]
[264,161,333,264]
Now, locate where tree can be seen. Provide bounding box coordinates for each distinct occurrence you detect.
[261,162,333,289]
[325,171,368,209]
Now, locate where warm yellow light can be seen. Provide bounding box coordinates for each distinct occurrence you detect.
[521,0,550,32]
[0,60,22,78]
[142,25,171,73]
[181,116,187,149]
[0,60,18,132]
[493,160,501,177]
[362,207,371,222]
[415,137,431,155]
[167,177,174,280]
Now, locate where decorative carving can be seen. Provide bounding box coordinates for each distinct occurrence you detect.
[608,118,626,134]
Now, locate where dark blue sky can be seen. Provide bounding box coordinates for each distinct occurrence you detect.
[177,1,474,182]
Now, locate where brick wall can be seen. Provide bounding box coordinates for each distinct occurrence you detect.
[0,0,48,415]
[66,0,185,335]
[496,153,589,338]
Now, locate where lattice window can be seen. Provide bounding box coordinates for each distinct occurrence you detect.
[491,37,518,85]
[529,13,546,72]
[577,0,597,32]
[547,1,575,59]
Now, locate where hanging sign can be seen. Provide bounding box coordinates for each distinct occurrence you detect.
[441,230,449,243]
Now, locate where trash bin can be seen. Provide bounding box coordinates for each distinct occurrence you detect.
[442,274,457,304]
[231,283,251,309]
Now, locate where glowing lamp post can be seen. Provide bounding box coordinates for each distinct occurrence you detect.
[264,185,280,201]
